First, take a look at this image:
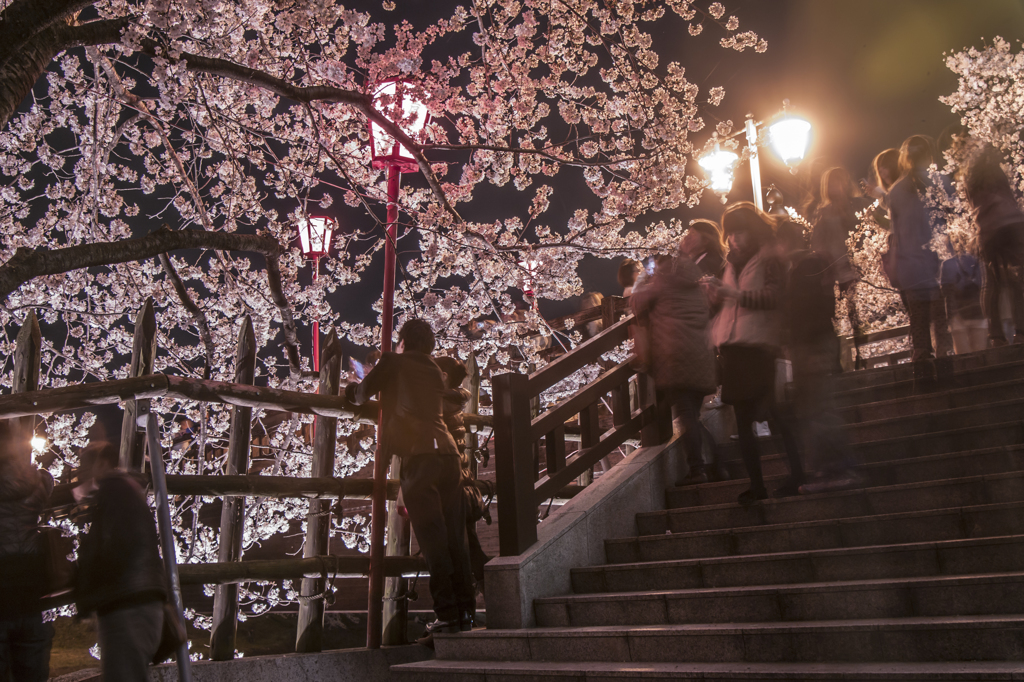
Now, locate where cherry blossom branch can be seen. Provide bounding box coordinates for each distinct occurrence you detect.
[0,226,303,378]
[158,252,215,380]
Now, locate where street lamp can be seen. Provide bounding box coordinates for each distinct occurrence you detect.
[698,101,812,210]
[518,259,541,307]
[297,215,335,372]
[365,76,430,650]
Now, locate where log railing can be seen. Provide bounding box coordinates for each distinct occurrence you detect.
[492,301,670,556]
[18,298,426,665]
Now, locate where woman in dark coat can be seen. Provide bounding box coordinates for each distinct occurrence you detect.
[631,248,716,484]
[679,219,728,278]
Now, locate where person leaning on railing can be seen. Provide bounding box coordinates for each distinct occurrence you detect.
[345,319,475,645]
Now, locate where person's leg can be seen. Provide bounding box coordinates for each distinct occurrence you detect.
[98,601,164,682]
[983,252,1008,344]
[968,319,990,353]
[903,292,935,360]
[769,397,805,492]
[673,390,706,481]
[400,455,458,623]
[7,613,52,682]
[437,454,475,627]
[733,400,766,497]
[930,293,953,358]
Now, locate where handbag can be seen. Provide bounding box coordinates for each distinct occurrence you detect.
[152,600,188,664]
[39,526,75,598]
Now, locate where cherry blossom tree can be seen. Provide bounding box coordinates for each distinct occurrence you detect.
[0,0,766,627]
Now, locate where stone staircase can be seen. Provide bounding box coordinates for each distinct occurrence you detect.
[393,345,1024,680]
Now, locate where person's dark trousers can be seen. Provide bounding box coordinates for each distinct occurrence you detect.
[97,600,163,681]
[734,398,805,495]
[981,222,1024,343]
[902,289,953,360]
[665,388,706,476]
[401,453,475,621]
[0,613,53,682]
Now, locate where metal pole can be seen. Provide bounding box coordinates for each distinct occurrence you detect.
[367,162,402,648]
[312,256,320,374]
[746,115,763,211]
[145,412,193,682]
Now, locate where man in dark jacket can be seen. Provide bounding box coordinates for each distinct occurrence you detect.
[0,420,54,682]
[346,319,474,641]
[74,441,166,680]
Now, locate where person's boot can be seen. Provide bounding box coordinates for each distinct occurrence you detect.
[678,467,709,486]
[417,616,461,647]
[737,487,768,506]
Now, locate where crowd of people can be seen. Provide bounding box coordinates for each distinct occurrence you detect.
[622,135,1024,503]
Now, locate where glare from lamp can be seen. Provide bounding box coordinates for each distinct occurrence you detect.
[369,79,430,166]
[698,147,739,198]
[31,435,46,452]
[768,117,812,167]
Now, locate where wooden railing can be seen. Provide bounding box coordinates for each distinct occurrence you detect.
[13,298,426,667]
[492,303,670,556]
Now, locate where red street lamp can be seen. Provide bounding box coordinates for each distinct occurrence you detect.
[519,259,541,309]
[365,77,430,649]
[297,215,335,372]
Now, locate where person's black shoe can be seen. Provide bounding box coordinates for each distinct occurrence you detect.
[737,487,768,506]
[678,470,709,486]
[460,609,475,632]
[773,480,802,498]
[416,617,461,647]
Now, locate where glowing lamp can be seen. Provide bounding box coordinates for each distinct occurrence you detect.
[698,146,739,201]
[769,116,812,169]
[368,78,431,174]
[297,215,335,259]
[31,435,46,452]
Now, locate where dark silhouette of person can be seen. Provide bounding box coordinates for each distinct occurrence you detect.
[74,441,167,680]
[345,319,474,643]
[0,420,54,682]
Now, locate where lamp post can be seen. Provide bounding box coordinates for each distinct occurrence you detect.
[698,101,812,209]
[366,77,430,649]
[297,215,335,372]
[518,259,541,309]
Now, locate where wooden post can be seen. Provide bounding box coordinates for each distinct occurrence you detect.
[120,298,157,472]
[576,402,600,487]
[493,371,538,556]
[12,311,40,466]
[381,455,411,645]
[295,330,342,653]
[601,296,619,331]
[209,317,256,660]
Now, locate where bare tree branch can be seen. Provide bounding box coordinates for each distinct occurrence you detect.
[0,226,304,379]
[158,251,215,380]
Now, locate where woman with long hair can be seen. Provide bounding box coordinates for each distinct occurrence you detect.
[679,219,728,278]
[886,135,953,361]
[706,202,804,504]
[812,167,871,365]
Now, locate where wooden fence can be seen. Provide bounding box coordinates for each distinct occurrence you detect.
[15,299,425,666]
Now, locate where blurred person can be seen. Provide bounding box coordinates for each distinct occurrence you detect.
[580,291,604,340]
[887,135,953,361]
[679,219,728,278]
[74,441,167,681]
[812,167,871,363]
[964,145,1024,347]
[777,222,859,493]
[940,244,987,354]
[0,421,54,682]
[632,254,672,294]
[867,148,900,201]
[706,203,805,504]
[630,242,717,486]
[434,355,490,585]
[345,320,474,642]
[617,258,641,297]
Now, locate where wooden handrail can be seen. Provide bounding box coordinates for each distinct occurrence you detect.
[527,314,633,395]
[530,360,634,441]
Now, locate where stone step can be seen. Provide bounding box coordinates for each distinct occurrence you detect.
[392,659,1024,681]
[669,445,1024,509]
[837,377,1024,424]
[608,500,1024,565]
[431,615,1024,663]
[842,397,1024,443]
[644,470,1024,536]
[570,534,1024,594]
[536,571,1024,628]
[713,419,1024,482]
[832,344,1024,395]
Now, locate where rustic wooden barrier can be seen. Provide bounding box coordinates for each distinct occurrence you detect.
[492,310,669,556]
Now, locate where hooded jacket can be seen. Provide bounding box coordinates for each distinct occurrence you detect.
[630,255,716,394]
[710,245,784,350]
